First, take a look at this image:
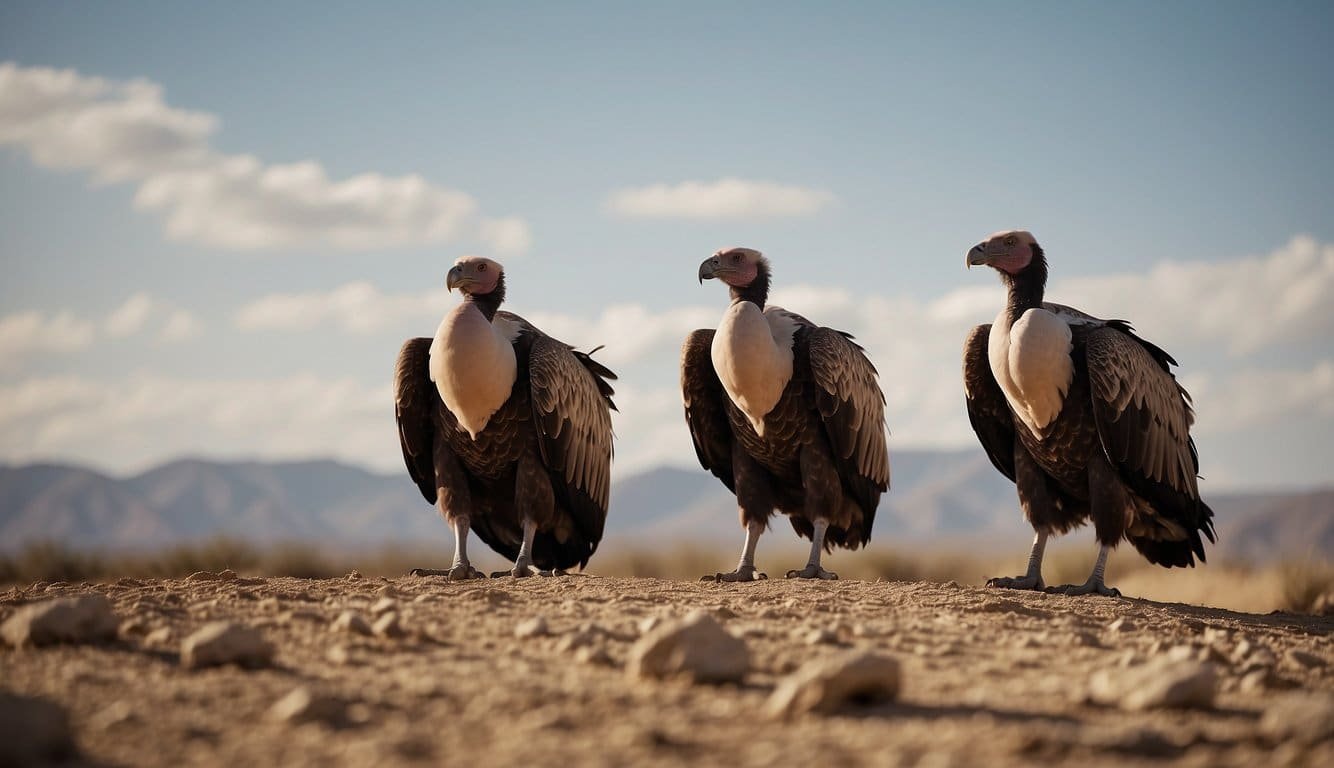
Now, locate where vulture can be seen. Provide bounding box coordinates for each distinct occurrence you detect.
[964,230,1215,596]
[394,256,617,579]
[682,247,890,581]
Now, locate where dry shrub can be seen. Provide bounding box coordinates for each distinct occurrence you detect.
[1278,560,1334,614]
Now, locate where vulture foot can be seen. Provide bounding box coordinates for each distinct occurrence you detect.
[1053,580,1121,598]
[701,566,767,583]
[785,565,839,580]
[985,574,1045,591]
[492,563,561,578]
[409,565,487,581]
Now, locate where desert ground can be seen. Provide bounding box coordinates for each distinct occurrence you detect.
[2,567,1331,768]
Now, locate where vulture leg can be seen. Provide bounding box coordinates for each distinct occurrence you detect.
[493,452,558,578]
[703,519,768,582]
[786,518,838,580]
[986,532,1048,590]
[492,518,555,578]
[703,446,774,582]
[410,513,486,580]
[1055,544,1121,597]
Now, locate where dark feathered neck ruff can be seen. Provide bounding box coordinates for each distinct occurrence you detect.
[1002,243,1047,325]
[465,272,506,322]
[730,259,771,309]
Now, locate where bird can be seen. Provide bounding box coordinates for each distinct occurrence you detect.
[963,230,1215,596]
[394,256,617,579]
[682,246,890,582]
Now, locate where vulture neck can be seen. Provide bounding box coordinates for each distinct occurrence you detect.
[729,265,771,309]
[1001,246,1048,326]
[463,274,506,322]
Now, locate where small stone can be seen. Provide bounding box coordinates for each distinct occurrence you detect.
[1107,617,1135,633]
[556,627,598,652]
[1088,659,1217,711]
[118,617,150,637]
[1,594,119,647]
[268,687,348,727]
[1259,692,1334,745]
[1239,669,1272,693]
[372,612,406,639]
[278,609,323,624]
[258,597,281,612]
[636,616,662,636]
[185,571,219,582]
[1285,649,1325,669]
[0,692,78,765]
[515,616,549,639]
[217,569,238,581]
[331,611,372,636]
[1166,644,1201,663]
[326,645,353,665]
[370,597,397,616]
[180,622,274,669]
[145,626,173,645]
[627,611,749,684]
[766,651,901,717]
[346,570,363,580]
[90,701,138,731]
[575,646,613,665]
[802,628,838,646]
[376,584,399,598]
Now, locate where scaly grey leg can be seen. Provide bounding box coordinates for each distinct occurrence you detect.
[492,518,555,578]
[411,514,487,580]
[986,531,1048,590]
[703,519,768,582]
[1055,544,1121,597]
[786,518,838,580]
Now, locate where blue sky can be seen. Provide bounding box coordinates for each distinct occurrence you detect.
[1,2,1332,490]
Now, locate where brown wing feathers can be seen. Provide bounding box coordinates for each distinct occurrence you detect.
[394,337,439,504]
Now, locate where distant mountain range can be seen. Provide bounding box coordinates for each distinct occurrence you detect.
[1,453,1330,563]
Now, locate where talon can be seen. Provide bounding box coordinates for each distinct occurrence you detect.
[785,565,839,580]
[985,575,1045,591]
[1055,581,1121,597]
[492,563,556,579]
[410,566,486,581]
[704,566,767,583]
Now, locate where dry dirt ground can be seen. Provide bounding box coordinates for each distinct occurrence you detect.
[2,572,1331,767]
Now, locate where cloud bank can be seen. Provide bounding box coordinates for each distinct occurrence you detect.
[605,178,834,219]
[0,63,529,253]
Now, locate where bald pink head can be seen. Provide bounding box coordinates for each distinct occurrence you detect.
[966,230,1039,275]
[447,256,504,295]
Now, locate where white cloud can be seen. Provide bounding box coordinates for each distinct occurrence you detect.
[0,293,200,368]
[0,311,96,369]
[605,177,835,219]
[0,373,393,474]
[234,282,449,335]
[1182,362,1334,434]
[0,62,528,254]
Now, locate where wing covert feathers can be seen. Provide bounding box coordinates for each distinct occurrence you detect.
[806,327,890,491]
[394,337,439,504]
[963,324,1018,482]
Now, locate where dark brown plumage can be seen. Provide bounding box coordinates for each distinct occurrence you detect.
[395,257,616,579]
[684,247,890,581]
[964,230,1215,595]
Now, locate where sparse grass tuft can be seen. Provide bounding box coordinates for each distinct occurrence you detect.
[1278,560,1334,614]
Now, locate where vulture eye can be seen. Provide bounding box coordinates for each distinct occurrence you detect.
[732,253,742,262]
[477,263,487,272]
[1004,236,1017,247]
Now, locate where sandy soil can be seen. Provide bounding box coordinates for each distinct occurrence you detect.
[2,573,1331,767]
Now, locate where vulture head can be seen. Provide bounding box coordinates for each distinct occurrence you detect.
[699,247,771,306]
[447,256,506,297]
[966,230,1047,292]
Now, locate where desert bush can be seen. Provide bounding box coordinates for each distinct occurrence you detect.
[1278,560,1334,614]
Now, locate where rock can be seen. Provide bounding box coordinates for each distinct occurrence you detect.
[766,651,901,717]
[1107,617,1135,633]
[1259,692,1334,745]
[575,646,613,666]
[1,594,119,647]
[1285,649,1325,669]
[346,570,363,580]
[372,612,406,639]
[376,584,399,598]
[217,569,238,581]
[515,616,549,639]
[268,687,348,727]
[0,692,79,765]
[636,616,662,636]
[90,701,138,731]
[556,627,598,652]
[1088,659,1218,711]
[145,626,173,645]
[331,611,372,636]
[185,571,219,582]
[181,622,274,669]
[326,645,353,665]
[627,611,749,684]
[1239,668,1272,693]
[801,628,838,646]
[370,597,398,616]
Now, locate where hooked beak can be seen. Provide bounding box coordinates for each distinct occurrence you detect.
[698,256,722,284]
[446,265,467,292]
[966,244,992,269]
